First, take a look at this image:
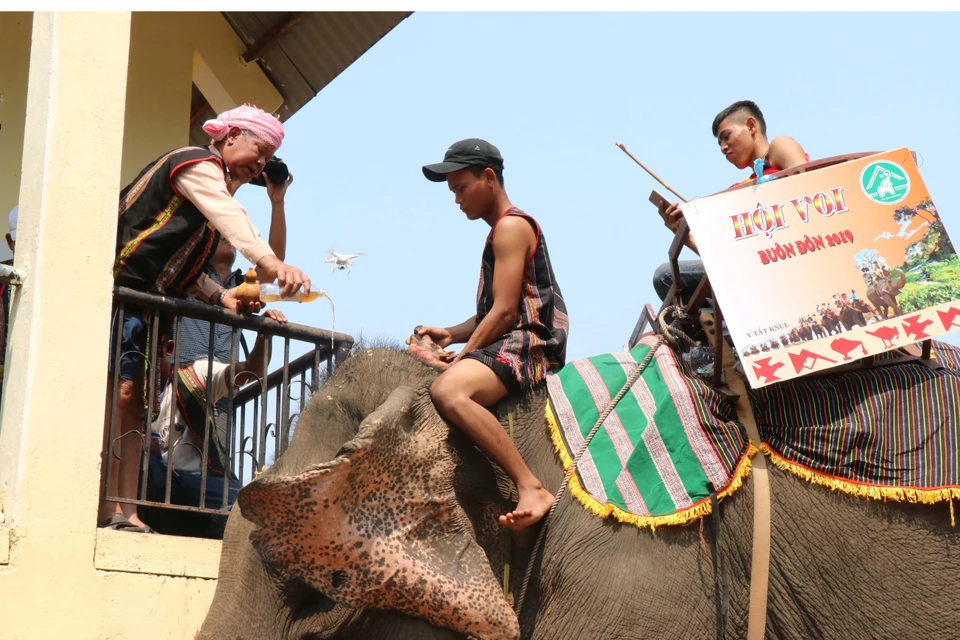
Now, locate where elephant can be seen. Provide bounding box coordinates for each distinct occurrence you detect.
[821,310,842,336]
[851,299,876,319]
[199,337,960,640]
[867,268,906,319]
[810,321,825,340]
[838,305,867,332]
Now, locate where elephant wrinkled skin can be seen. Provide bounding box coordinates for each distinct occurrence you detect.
[199,345,960,639]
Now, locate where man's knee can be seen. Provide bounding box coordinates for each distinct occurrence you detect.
[429,376,461,417]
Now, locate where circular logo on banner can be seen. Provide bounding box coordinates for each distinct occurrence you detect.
[860,160,910,205]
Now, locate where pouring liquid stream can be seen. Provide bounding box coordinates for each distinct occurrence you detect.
[259,284,337,357]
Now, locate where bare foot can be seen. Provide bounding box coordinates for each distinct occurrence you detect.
[499,485,554,531]
[406,333,454,372]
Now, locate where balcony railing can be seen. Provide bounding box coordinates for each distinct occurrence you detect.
[104,286,354,534]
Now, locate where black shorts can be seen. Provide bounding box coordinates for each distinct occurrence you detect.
[461,348,526,394]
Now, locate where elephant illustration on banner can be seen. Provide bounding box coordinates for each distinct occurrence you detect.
[866,267,907,319]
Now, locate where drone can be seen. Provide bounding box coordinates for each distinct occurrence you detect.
[324,249,363,275]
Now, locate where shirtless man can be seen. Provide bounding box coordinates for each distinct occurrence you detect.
[409,139,569,531]
[652,100,809,304]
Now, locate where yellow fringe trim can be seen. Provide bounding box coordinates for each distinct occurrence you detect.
[546,403,758,531]
[760,442,960,508]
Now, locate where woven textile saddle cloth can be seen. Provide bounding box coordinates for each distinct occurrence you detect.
[750,340,960,505]
[546,336,755,529]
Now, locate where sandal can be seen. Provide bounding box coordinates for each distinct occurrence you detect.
[97,514,151,533]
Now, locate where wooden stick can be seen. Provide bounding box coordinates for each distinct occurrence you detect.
[616,142,688,203]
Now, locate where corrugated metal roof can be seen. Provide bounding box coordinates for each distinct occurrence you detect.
[222,11,411,122]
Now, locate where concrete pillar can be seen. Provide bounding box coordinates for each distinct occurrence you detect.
[0,11,132,636]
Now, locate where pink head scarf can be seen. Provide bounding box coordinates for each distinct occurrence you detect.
[202,104,285,150]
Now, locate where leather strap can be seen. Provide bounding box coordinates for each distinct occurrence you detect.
[731,373,772,640]
[701,311,771,640]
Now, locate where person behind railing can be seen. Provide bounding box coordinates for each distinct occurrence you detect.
[176,170,290,457]
[652,100,809,305]
[0,205,15,398]
[100,104,312,533]
[140,310,286,537]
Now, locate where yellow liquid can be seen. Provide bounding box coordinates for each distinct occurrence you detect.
[259,290,323,303]
[258,288,337,358]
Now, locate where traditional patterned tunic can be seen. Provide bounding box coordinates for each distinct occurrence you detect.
[113,147,224,295]
[466,207,569,391]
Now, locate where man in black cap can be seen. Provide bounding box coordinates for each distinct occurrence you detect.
[409,138,569,531]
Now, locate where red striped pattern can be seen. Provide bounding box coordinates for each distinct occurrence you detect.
[475,208,568,389]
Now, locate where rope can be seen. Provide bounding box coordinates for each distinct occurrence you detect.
[514,305,697,619]
[657,305,698,351]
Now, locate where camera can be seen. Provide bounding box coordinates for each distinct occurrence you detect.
[250,157,289,188]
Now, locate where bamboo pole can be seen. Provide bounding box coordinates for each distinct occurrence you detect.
[615,142,688,203]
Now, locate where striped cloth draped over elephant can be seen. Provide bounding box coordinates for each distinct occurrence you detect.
[750,341,960,503]
[546,336,755,529]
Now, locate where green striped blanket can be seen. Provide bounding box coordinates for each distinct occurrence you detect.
[546,336,755,529]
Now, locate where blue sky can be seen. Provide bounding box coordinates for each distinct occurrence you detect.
[234,11,960,364]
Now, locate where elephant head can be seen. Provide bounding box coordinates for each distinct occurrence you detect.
[237,385,520,640]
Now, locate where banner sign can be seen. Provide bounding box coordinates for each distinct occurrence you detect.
[682,147,960,388]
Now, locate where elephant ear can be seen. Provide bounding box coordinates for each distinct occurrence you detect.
[238,386,520,640]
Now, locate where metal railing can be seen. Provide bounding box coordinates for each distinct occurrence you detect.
[103,286,353,530]
[231,342,346,483]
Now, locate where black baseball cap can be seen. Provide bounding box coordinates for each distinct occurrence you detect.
[422,138,504,182]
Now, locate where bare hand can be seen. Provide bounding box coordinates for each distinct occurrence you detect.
[263,308,288,323]
[437,348,460,363]
[266,173,293,204]
[259,256,311,298]
[405,329,457,372]
[221,287,264,314]
[406,325,454,349]
[276,262,310,298]
[659,201,684,233]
